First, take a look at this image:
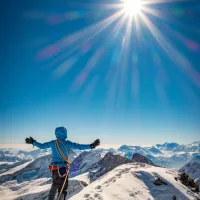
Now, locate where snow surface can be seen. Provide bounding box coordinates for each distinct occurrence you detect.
[70,163,200,200]
[179,161,200,180]
[71,172,90,185]
[0,141,200,199]
[70,151,103,178]
[1,162,199,200]
[0,178,51,200]
[0,161,32,176]
[0,175,89,200]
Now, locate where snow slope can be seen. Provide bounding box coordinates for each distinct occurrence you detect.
[179,161,200,180]
[70,163,200,200]
[0,154,51,184]
[70,151,102,178]
[0,178,51,200]
[0,177,88,200]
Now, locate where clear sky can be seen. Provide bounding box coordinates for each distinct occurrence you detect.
[1,0,200,147]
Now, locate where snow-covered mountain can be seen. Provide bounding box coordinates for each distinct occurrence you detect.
[0,177,88,200]
[0,146,200,200]
[17,149,50,160]
[132,153,155,165]
[1,141,199,172]
[119,145,149,155]
[0,148,50,161]
[118,141,200,168]
[179,161,200,180]
[70,163,200,200]
[88,152,134,181]
[156,141,200,153]
[156,142,181,151]
[2,163,199,200]
[0,154,51,184]
[70,151,102,177]
[71,151,155,181]
[0,150,30,163]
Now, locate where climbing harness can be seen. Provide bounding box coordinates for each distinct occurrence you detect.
[48,140,71,200]
[49,165,59,171]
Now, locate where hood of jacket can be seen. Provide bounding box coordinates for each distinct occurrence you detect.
[55,127,67,141]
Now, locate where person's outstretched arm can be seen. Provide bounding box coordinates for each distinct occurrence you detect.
[25,137,51,149]
[66,139,100,150]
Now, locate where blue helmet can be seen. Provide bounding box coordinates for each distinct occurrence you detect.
[55,127,67,140]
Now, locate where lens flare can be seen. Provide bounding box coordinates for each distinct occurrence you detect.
[32,0,199,108]
[123,0,142,16]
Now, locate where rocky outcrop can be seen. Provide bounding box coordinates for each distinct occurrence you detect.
[88,152,133,181]
[179,161,200,180]
[132,153,154,165]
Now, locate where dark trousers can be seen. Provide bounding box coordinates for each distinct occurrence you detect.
[48,167,69,200]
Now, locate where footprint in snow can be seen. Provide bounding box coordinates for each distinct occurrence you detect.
[94,193,99,197]
[112,179,116,183]
[94,193,103,200]
[85,197,95,200]
[95,185,101,190]
[102,180,108,184]
[102,177,115,186]
[108,177,116,182]
[116,173,121,178]
[129,190,143,197]
[84,194,90,198]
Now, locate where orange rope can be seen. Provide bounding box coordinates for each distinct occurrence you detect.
[54,140,71,200]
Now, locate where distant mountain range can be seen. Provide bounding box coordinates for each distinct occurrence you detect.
[117,141,200,168]
[0,141,200,199]
[1,150,199,200]
[1,141,199,171]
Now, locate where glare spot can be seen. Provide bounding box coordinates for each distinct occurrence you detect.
[123,0,142,16]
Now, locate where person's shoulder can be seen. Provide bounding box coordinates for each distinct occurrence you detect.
[65,140,74,145]
[48,140,56,145]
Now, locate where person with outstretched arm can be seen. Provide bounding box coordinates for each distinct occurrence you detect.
[25,126,100,200]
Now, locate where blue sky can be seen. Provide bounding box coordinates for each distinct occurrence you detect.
[1,0,200,146]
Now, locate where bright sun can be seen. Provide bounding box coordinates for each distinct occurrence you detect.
[123,0,142,16]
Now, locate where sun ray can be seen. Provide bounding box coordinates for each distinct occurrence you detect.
[38,10,124,62]
[73,14,130,92]
[36,0,200,108]
[142,6,168,20]
[60,10,124,49]
[111,14,128,39]
[143,0,187,5]
[83,10,124,44]
[133,14,142,42]
[71,46,105,92]
[131,53,139,101]
[40,10,124,78]
[140,12,200,87]
[116,16,133,106]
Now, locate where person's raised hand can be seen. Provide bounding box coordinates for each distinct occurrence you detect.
[25,137,35,144]
[90,139,100,149]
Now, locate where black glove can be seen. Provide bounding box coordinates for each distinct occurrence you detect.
[90,139,100,149]
[25,137,35,144]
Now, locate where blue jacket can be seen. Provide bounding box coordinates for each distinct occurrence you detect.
[33,127,91,167]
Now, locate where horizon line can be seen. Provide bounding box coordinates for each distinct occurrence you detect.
[0,141,199,149]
